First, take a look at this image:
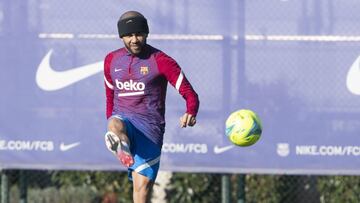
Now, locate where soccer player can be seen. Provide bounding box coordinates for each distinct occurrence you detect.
[103,11,199,203]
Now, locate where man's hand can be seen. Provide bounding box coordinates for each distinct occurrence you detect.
[180,113,196,128]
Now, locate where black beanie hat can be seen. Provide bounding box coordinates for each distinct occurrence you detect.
[117,16,149,38]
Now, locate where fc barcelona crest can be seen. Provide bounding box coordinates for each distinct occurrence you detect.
[140,66,149,75]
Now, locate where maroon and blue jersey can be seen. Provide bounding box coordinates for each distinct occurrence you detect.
[104,44,199,146]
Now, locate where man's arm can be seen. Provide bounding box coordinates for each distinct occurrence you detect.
[104,53,115,119]
[156,52,200,127]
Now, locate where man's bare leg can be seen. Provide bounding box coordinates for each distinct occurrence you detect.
[132,171,154,203]
[105,118,134,167]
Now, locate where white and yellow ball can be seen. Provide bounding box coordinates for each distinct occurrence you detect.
[225,109,262,147]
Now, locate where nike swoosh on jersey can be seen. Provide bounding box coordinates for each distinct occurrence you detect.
[59,142,80,151]
[36,49,103,91]
[346,55,360,95]
[213,145,235,154]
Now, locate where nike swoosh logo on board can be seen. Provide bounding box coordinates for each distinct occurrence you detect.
[347,55,360,95]
[60,142,80,151]
[36,49,103,91]
[213,145,235,154]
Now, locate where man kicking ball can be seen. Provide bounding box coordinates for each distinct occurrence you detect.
[103,10,200,203]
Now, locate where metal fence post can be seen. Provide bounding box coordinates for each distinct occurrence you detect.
[1,170,9,203]
[235,1,246,201]
[237,174,246,203]
[221,174,230,203]
[20,170,27,203]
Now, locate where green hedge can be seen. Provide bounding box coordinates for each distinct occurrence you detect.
[3,170,360,203]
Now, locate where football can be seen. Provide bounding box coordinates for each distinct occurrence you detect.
[225,109,262,147]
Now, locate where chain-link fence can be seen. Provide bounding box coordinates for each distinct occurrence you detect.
[2,171,360,203]
[2,0,360,203]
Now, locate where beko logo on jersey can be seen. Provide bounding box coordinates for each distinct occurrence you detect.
[115,79,145,97]
[115,79,145,91]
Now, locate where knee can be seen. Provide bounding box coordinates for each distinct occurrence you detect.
[133,179,153,203]
[133,180,153,194]
[107,118,126,132]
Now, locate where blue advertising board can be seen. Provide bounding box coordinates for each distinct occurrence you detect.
[1,0,360,174]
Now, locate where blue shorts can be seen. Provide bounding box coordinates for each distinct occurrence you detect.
[110,115,161,181]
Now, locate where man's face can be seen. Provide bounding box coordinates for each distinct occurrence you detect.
[121,33,147,55]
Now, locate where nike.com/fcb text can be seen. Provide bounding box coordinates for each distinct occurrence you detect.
[0,140,54,151]
[296,145,360,156]
[162,143,208,154]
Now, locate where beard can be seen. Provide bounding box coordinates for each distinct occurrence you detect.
[124,40,146,55]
